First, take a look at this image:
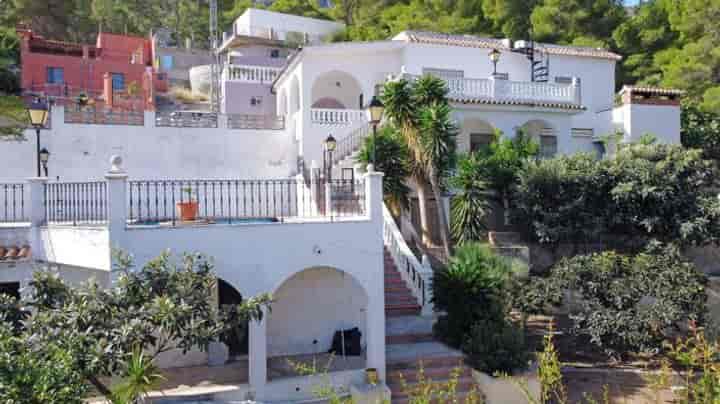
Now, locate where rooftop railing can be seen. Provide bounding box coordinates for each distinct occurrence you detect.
[222,64,282,83]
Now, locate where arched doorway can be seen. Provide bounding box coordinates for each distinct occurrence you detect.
[311,71,364,110]
[266,266,368,378]
[521,119,557,158]
[218,278,248,357]
[460,118,496,153]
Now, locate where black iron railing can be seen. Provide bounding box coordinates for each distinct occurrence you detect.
[44,181,108,225]
[64,109,144,125]
[127,178,366,225]
[0,183,27,223]
[332,124,371,166]
[156,111,218,128]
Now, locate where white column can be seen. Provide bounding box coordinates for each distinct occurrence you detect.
[27,177,48,227]
[144,110,156,128]
[572,77,582,105]
[364,165,386,381]
[248,314,268,399]
[105,155,128,278]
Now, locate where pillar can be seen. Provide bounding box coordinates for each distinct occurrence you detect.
[105,155,128,278]
[27,177,48,227]
[103,73,113,108]
[248,312,268,399]
[364,164,386,381]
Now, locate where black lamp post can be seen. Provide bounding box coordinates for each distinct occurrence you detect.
[489,48,501,76]
[27,98,49,177]
[323,134,337,180]
[39,148,50,177]
[367,95,385,167]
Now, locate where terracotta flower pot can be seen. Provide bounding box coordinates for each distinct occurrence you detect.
[177,201,199,221]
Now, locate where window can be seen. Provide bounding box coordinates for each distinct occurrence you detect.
[422,68,464,80]
[250,96,263,106]
[470,133,493,153]
[111,73,125,91]
[555,76,579,85]
[571,128,594,137]
[270,49,280,58]
[46,67,64,84]
[540,135,558,158]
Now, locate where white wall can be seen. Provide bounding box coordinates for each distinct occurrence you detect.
[267,266,367,356]
[0,107,295,182]
[615,103,681,144]
[39,226,111,271]
[236,8,344,40]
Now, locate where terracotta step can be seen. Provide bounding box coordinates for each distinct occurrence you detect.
[386,332,435,345]
[384,278,407,285]
[385,286,413,294]
[386,305,422,317]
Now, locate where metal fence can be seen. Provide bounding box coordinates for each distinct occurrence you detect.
[0,183,28,223]
[127,178,366,225]
[155,111,218,128]
[64,109,144,125]
[44,182,108,225]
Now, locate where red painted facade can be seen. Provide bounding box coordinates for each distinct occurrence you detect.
[18,28,168,107]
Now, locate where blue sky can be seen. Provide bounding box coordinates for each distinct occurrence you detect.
[624,0,641,5]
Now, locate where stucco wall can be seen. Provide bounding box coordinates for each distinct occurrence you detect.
[0,107,294,182]
[267,266,368,357]
[39,226,111,271]
[222,81,277,115]
[236,8,344,40]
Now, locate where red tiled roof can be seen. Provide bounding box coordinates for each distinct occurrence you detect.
[0,246,31,262]
[449,96,586,110]
[396,31,622,61]
[619,85,685,96]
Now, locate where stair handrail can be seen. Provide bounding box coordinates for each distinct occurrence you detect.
[383,203,433,315]
[332,123,371,166]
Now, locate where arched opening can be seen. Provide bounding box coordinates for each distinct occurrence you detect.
[289,75,301,114]
[311,71,363,110]
[460,118,496,154]
[266,266,368,378]
[278,89,287,116]
[521,119,557,158]
[218,278,248,357]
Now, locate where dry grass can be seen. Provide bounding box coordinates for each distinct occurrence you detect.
[169,86,208,103]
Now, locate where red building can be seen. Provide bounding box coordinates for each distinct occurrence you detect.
[18,27,168,110]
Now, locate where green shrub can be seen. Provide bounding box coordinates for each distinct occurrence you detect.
[432,243,523,347]
[462,318,530,375]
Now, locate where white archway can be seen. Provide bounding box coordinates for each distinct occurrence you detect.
[460,118,496,153]
[267,266,368,359]
[289,75,301,114]
[311,70,363,110]
[278,89,288,116]
[521,119,557,158]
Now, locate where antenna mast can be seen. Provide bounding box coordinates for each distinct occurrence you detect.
[209,0,220,112]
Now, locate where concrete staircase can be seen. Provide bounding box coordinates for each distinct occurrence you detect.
[384,248,422,317]
[384,249,478,403]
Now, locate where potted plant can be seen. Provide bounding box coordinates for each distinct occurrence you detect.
[176,187,199,221]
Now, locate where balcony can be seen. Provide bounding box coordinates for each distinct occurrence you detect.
[310,108,366,126]
[222,64,283,84]
[406,74,582,107]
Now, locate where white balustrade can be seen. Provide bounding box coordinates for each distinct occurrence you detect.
[405,73,581,105]
[310,108,366,125]
[383,204,433,315]
[223,65,282,83]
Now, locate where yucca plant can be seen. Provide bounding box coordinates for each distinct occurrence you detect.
[111,348,165,404]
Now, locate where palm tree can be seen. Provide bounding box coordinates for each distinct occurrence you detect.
[450,153,490,244]
[381,75,457,256]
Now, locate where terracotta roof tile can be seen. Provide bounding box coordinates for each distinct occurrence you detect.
[619,85,685,96]
[0,245,31,262]
[397,31,622,61]
[449,96,586,111]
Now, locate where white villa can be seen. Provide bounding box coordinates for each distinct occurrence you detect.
[0,8,683,403]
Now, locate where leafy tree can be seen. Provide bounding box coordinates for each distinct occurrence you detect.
[1,251,272,400]
[269,0,330,20]
[527,243,707,357]
[357,125,411,215]
[530,0,626,47]
[450,153,490,245]
[381,75,457,256]
[681,101,720,160]
[482,0,538,39]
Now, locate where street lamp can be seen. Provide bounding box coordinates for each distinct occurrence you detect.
[39,148,50,177]
[367,95,385,167]
[323,134,337,180]
[27,98,49,177]
[489,48,501,76]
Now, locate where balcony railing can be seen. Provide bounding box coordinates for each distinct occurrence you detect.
[332,124,371,166]
[222,64,282,83]
[310,108,366,126]
[227,114,285,130]
[155,111,218,128]
[127,178,366,225]
[44,181,108,225]
[64,109,144,126]
[407,74,581,105]
[1,183,28,223]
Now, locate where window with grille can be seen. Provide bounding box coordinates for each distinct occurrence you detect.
[571,128,594,137]
[540,135,558,158]
[46,67,64,84]
[250,96,263,106]
[270,49,280,58]
[555,76,575,84]
[111,73,125,90]
[470,133,494,153]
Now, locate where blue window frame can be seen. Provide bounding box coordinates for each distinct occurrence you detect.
[46,67,64,84]
[111,73,125,91]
